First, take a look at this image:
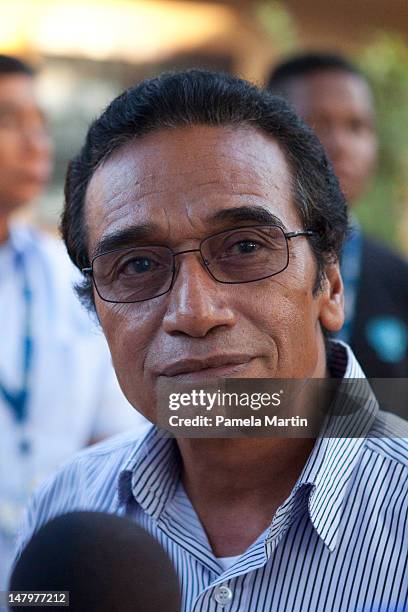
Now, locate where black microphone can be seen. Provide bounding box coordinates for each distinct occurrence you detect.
[9,511,181,611]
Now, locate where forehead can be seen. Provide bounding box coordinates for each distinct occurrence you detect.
[286,70,374,119]
[85,125,298,255]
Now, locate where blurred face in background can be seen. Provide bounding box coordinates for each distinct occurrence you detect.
[0,73,52,218]
[284,70,378,205]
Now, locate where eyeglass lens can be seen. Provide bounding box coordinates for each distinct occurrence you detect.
[92,225,289,303]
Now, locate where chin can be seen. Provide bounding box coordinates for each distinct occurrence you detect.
[1,198,27,215]
[13,182,46,206]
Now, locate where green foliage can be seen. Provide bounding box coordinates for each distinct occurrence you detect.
[255,1,298,53]
[356,34,408,251]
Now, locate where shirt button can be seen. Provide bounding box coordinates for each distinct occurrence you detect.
[213,585,233,606]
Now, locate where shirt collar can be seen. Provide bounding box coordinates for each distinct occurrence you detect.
[117,341,378,552]
[296,341,378,551]
[6,223,36,256]
[118,426,181,520]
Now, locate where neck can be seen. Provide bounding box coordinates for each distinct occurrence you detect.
[177,436,315,556]
[177,347,331,556]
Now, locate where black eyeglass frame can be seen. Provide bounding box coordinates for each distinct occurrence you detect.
[82,225,316,304]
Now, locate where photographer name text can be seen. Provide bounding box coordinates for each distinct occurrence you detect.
[168,415,308,428]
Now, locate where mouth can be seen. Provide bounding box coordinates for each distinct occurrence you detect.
[158,355,255,381]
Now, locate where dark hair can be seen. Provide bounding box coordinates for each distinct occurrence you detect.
[0,54,35,77]
[267,51,365,95]
[61,69,348,310]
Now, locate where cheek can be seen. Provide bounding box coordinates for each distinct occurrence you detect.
[240,253,323,372]
[0,157,14,179]
[98,301,157,358]
[275,289,322,374]
[97,300,163,406]
[243,273,319,343]
[363,138,378,172]
[353,135,377,170]
[0,134,20,163]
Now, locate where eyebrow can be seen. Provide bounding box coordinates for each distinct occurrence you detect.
[210,206,287,229]
[92,223,159,258]
[92,206,286,258]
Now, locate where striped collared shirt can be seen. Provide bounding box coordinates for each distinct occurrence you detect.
[16,342,408,611]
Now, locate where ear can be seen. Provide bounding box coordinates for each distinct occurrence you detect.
[318,262,344,333]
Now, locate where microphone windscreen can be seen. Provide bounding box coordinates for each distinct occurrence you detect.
[10,511,181,611]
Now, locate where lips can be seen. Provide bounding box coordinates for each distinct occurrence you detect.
[159,354,254,378]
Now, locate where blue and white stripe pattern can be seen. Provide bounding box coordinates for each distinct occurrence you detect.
[16,342,408,611]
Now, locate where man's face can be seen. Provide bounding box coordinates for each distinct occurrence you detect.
[284,70,378,205]
[0,73,52,214]
[85,125,343,420]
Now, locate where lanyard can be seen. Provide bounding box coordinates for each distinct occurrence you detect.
[335,224,363,344]
[0,250,33,424]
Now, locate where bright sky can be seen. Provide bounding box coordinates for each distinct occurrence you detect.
[0,0,235,61]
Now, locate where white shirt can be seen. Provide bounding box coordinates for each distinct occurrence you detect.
[216,555,241,572]
[0,224,149,588]
[14,342,408,611]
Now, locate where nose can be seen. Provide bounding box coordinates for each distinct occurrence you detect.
[162,252,236,338]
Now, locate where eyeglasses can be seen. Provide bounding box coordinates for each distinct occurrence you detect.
[82,225,316,304]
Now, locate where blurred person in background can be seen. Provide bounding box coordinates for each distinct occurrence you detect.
[268,52,408,378]
[0,55,148,588]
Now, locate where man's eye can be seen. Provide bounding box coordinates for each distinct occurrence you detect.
[230,240,261,254]
[120,257,158,275]
[216,238,266,261]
